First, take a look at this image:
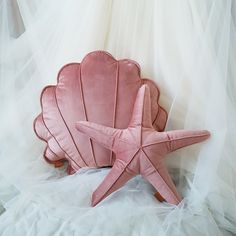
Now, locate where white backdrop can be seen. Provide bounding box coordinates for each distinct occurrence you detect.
[0,0,236,235]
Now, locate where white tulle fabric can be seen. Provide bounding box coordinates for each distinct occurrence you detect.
[0,0,236,235]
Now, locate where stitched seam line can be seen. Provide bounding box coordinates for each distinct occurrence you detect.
[166,133,172,151]
[140,88,145,146]
[79,65,97,166]
[55,85,88,166]
[143,133,209,148]
[41,103,81,169]
[152,106,160,127]
[97,148,140,202]
[109,62,119,165]
[142,149,179,202]
[81,124,139,147]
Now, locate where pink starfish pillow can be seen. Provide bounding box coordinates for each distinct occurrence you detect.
[76,85,210,206]
[34,51,167,174]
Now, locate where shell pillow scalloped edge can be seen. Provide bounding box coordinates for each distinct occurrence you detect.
[34,51,167,174]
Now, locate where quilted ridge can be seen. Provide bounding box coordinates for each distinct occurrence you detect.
[34,51,167,174]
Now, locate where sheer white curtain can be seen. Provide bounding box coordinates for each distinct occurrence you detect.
[0,0,235,235]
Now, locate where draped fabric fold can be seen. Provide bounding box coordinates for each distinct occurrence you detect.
[0,0,235,235]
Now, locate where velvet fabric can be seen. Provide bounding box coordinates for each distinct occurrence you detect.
[34,51,167,174]
[76,85,210,206]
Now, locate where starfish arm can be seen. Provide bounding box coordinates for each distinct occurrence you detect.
[92,152,139,206]
[76,121,120,150]
[129,85,153,128]
[141,153,182,205]
[164,129,210,153]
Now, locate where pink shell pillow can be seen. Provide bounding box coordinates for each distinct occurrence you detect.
[34,51,167,174]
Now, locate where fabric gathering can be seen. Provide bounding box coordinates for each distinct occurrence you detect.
[0,0,236,235]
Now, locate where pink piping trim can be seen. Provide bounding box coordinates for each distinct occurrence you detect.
[109,61,119,165]
[79,64,97,167]
[142,149,180,203]
[40,86,81,169]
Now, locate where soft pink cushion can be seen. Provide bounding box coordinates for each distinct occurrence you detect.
[76,85,210,206]
[34,51,167,174]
